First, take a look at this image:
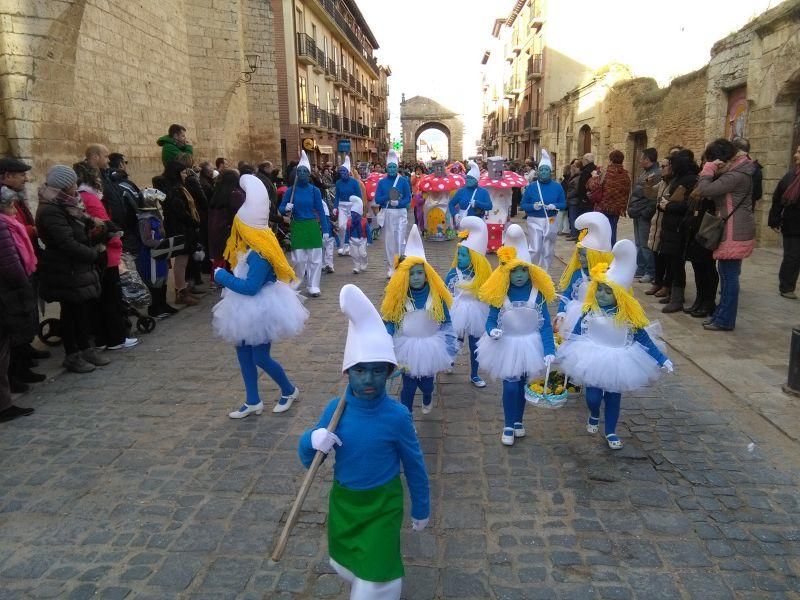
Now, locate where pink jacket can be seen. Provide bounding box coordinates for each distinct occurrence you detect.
[79,188,122,268]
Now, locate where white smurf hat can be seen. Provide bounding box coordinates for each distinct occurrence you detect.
[459,216,488,256]
[606,238,637,289]
[386,150,399,167]
[404,224,426,261]
[539,149,553,169]
[341,284,397,372]
[504,223,531,264]
[341,155,351,172]
[237,174,270,229]
[467,160,480,180]
[575,212,612,252]
[350,195,363,215]
[298,150,311,171]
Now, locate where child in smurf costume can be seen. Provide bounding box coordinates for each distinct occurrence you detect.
[334,155,361,256]
[477,224,557,446]
[557,239,674,449]
[521,149,566,272]
[382,225,455,415]
[347,195,371,274]
[448,160,492,229]
[444,216,492,388]
[212,175,306,418]
[299,284,429,600]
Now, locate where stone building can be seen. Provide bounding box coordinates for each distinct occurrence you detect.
[0,0,282,189]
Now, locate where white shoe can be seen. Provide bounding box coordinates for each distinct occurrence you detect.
[108,338,139,350]
[353,268,360,274]
[471,376,486,388]
[513,423,526,438]
[421,403,432,415]
[273,387,299,413]
[501,428,515,446]
[338,249,345,256]
[587,417,599,434]
[229,402,263,419]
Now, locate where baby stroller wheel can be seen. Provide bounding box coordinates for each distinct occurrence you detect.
[38,318,62,347]
[137,316,156,333]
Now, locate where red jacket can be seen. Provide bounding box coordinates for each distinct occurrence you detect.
[80,189,122,268]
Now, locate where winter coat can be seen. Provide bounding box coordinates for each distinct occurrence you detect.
[696,156,757,260]
[576,162,596,208]
[683,190,716,263]
[157,135,193,168]
[0,218,36,344]
[657,181,692,257]
[647,180,670,252]
[35,188,101,304]
[80,188,122,269]
[109,170,144,255]
[565,174,580,207]
[163,185,200,255]
[592,163,631,216]
[208,188,244,260]
[628,164,661,220]
[768,169,800,237]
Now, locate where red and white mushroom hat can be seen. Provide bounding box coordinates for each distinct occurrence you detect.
[364,171,385,201]
[418,172,466,193]
[478,170,527,189]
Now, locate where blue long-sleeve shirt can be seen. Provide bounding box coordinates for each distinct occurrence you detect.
[557,268,588,314]
[448,186,492,217]
[384,283,451,336]
[348,212,371,241]
[375,175,411,209]
[298,388,430,520]
[521,180,566,218]
[485,282,556,356]
[571,307,668,365]
[334,177,361,209]
[279,183,330,231]
[214,250,275,295]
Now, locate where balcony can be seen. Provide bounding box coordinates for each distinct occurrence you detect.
[312,0,380,77]
[343,116,350,133]
[527,54,543,79]
[348,74,356,91]
[523,109,541,131]
[302,102,320,126]
[331,114,341,131]
[504,84,516,99]
[313,48,326,73]
[318,108,330,129]
[337,65,348,88]
[325,58,336,81]
[505,117,519,134]
[297,33,318,66]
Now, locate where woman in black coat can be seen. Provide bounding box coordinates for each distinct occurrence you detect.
[769,146,800,299]
[162,160,201,306]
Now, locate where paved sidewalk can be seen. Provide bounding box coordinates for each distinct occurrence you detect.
[0,223,799,599]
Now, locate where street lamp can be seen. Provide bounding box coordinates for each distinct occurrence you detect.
[236,54,260,87]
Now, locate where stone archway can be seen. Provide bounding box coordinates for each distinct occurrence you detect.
[400,96,463,163]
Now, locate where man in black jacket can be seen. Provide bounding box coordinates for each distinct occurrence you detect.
[108,152,143,256]
[627,148,660,282]
[569,153,596,240]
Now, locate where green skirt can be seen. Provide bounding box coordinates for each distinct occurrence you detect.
[290,219,322,250]
[329,476,404,582]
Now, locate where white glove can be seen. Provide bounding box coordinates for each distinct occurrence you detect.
[546,204,557,211]
[544,354,555,367]
[411,518,429,531]
[533,201,543,210]
[322,233,330,240]
[489,328,503,339]
[662,359,674,373]
[390,200,399,207]
[310,428,342,454]
[213,267,224,282]
[285,203,294,211]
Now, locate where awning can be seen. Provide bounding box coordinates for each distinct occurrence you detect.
[318,145,334,155]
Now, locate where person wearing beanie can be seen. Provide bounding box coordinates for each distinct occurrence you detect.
[347,196,371,274]
[299,284,429,600]
[381,225,456,415]
[477,224,557,447]
[520,149,566,272]
[375,150,411,278]
[448,161,492,229]
[213,175,307,418]
[334,155,361,256]
[445,216,492,388]
[557,240,673,450]
[36,166,105,374]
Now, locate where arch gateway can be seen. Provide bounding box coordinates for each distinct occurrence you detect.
[400,96,464,163]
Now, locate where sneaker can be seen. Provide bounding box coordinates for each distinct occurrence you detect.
[273,386,299,413]
[353,268,360,274]
[501,428,515,446]
[81,348,111,366]
[63,352,95,373]
[513,422,526,438]
[471,376,487,388]
[421,402,432,415]
[639,274,653,284]
[781,291,798,299]
[108,338,139,350]
[228,402,263,419]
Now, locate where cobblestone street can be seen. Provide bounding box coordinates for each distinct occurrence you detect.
[1,225,799,600]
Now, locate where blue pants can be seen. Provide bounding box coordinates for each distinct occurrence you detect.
[502,377,527,429]
[633,217,654,278]
[568,205,582,237]
[602,213,620,245]
[468,335,479,379]
[236,343,294,406]
[400,374,434,412]
[585,387,622,436]
[712,259,741,329]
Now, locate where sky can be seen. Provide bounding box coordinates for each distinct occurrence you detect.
[356,0,782,158]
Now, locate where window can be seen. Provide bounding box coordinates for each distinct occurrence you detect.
[725,86,748,140]
[296,9,304,33]
[314,85,320,109]
[299,76,308,122]
[311,24,317,42]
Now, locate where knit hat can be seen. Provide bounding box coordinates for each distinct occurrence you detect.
[341,284,397,372]
[0,186,16,205]
[45,165,77,190]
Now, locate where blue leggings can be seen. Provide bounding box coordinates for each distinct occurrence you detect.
[236,343,295,406]
[585,387,622,436]
[502,377,527,429]
[400,374,434,412]
[467,335,479,379]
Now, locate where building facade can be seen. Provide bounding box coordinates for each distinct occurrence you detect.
[273,0,390,169]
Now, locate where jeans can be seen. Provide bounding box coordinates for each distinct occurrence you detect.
[236,343,295,405]
[633,217,654,277]
[779,235,800,293]
[713,259,742,329]
[586,387,622,436]
[567,205,582,237]
[468,335,479,379]
[501,377,527,429]
[602,213,620,245]
[400,374,434,412]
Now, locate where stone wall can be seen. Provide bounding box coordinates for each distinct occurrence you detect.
[0,0,281,196]
[400,96,464,163]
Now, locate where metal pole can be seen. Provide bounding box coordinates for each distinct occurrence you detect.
[783,326,800,397]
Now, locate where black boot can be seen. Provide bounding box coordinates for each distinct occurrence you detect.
[10,378,29,393]
[662,287,685,313]
[16,367,46,383]
[683,293,703,314]
[691,301,715,318]
[25,344,51,360]
[158,286,178,315]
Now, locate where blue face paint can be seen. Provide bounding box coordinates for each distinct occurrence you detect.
[538,165,551,183]
[296,166,311,186]
[348,361,391,400]
[409,264,426,290]
[386,164,398,177]
[466,175,478,188]
[595,283,617,308]
[510,265,530,287]
[457,246,471,270]
[338,167,349,181]
[578,247,588,270]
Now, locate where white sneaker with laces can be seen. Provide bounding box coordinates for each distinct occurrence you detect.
[421,403,432,415]
[501,428,515,446]
[513,423,526,438]
[108,338,139,350]
[273,387,299,413]
[229,402,263,419]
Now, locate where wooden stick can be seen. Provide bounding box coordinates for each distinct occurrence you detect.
[271,384,348,562]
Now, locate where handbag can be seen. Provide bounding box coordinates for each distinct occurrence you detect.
[694,194,748,251]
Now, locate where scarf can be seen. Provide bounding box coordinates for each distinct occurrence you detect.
[0,213,37,275]
[782,166,800,207]
[180,186,200,223]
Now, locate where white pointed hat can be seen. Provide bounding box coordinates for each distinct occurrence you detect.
[459,216,488,256]
[504,223,531,264]
[350,194,363,215]
[341,154,351,172]
[386,149,399,167]
[236,174,270,229]
[574,212,612,252]
[467,160,480,180]
[298,150,311,171]
[539,149,553,169]
[341,284,397,372]
[606,239,637,289]
[404,224,426,261]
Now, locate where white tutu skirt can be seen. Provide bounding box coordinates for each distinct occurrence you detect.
[212,280,309,346]
[476,332,545,381]
[451,295,490,339]
[395,331,452,378]
[561,299,584,338]
[557,336,660,393]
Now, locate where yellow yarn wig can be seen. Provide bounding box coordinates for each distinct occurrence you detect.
[450,231,493,295]
[478,246,556,309]
[558,229,615,291]
[223,215,296,283]
[381,256,452,324]
[581,263,649,330]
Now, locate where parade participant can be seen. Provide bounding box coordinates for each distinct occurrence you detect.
[382,225,454,414]
[375,150,411,278]
[554,212,613,335]
[213,175,306,418]
[448,160,492,229]
[520,150,566,271]
[348,196,371,274]
[445,216,492,388]
[557,239,673,449]
[321,200,335,274]
[477,224,556,446]
[279,151,329,297]
[334,155,361,256]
